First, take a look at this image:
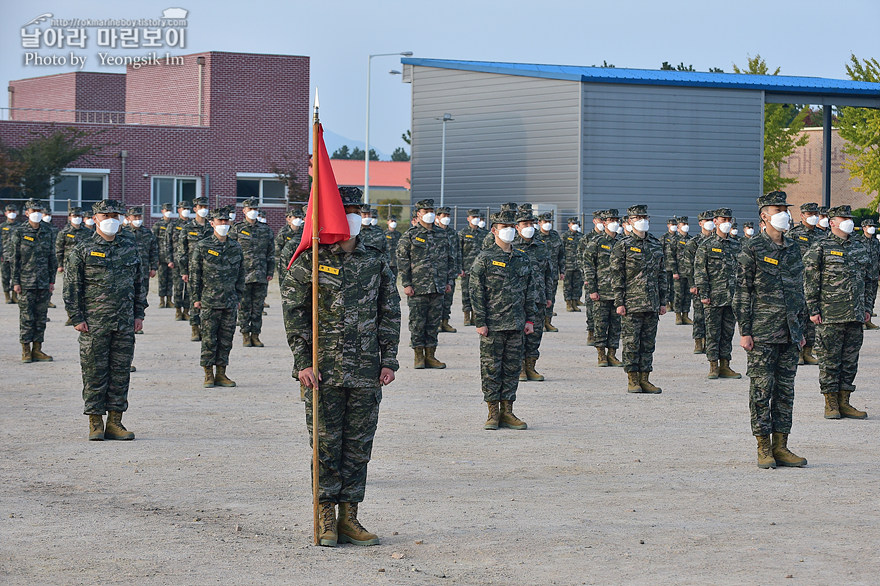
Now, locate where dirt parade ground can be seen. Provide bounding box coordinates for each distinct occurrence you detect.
[2,281,880,585]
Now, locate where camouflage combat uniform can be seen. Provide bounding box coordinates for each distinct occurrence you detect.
[167,208,191,310]
[152,210,175,298]
[513,229,552,362]
[11,211,57,343]
[2,211,21,295]
[694,231,741,364]
[459,219,489,315]
[436,215,461,325]
[275,220,303,282]
[789,211,823,350]
[662,220,678,307]
[128,220,159,303]
[578,223,603,330]
[668,223,692,316]
[535,218,563,317]
[583,227,622,350]
[55,216,89,280]
[562,224,583,305]
[860,219,879,320]
[178,214,214,327]
[231,216,275,337]
[681,218,710,344]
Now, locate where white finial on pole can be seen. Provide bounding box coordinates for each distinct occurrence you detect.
[315,88,320,111]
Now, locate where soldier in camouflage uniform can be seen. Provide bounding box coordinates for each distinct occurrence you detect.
[562,216,583,312]
[743,221,755,239]
[579,211,605,341]
[683,211,714,354]
[668,215,693,325]
[469,209,537,430]
[2,204,21,303]
[230,198,275,347]
[734,190,808,469]
[396,198,456,369]
[55,207,88,325]
[804,204,873,421]
[435,206,461,333]
[383,215,401,282]
[512,207,553,381]
[192,208,245,388]
[152,203,175,308]
[817,206,830,235]
[610,204,667,393]
[126,206,159,333]
[12,199,57,362]
[64,199,146,441]
[357,204,387,256]
[583,208,624,367]
[282,185,400,547]
[694,208,742,380]
[789,202,822,364]
[535,211,563,332]
[179,197,215,341]
[40,207,60,310]
[167,200,192,320]
[481,202,520,250]
[859,218,879,329]
[275,207,304,281]
[662,216,678,311]
[458,208,489,326]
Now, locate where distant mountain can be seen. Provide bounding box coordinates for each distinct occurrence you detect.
[322,129,389,160]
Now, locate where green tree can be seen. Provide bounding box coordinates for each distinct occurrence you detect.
[375,198,403,225]
[350,147,379,161]
[401,129,411,146]
[709,67,725,73]
[391,147,410,162]
[733,54,810,191]
[661,62,696,72]
[837,55,880,208]
[331,145,351,159]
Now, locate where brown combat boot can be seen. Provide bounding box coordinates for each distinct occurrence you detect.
[627,371,642,393]
[597,347,609,367]
[88,415,104,441]
[707,360,720,379]
[864,318,879,330]
[756,435,776,469]
[413,347,426,369]
[104,411,135,440]
[3,291,10,303]
[203,366,215,388]
[771,432,807,467]
[463,311,474,326]
[801,346,818,365]
[174,307,184,321]
[675,312,684,325]
[606,348,623,367]
[317,502,338,547]
[544,316,558,332]
[10,290,19,303]
[190,325,201,342]
[250,333,264,347]
[565,300,574,312]
[484,401,500,430]
[337,502,379,546]
[440,319,457,333]
[824,393,841,419]
[586,330,595,346]
[573,300,582,312]
[519,360,527,381]
[242,332,253,347]
[499,400,527,429]
[48,301,56,308]
[21,343,32,363]
[182,308,190,321]
[31,342,53,362]
[64,318,74,326]
[424,347,446,369]
[214,366,237,387]
[681,313,693,325]
[693,338,705,354]
[525,357,544,381]
[718,359,741,379]
[838,390,867,419]
[639,372,662,394]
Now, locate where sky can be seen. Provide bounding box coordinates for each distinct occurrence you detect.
[2,0,879,157]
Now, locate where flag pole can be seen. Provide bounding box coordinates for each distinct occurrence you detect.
[311,90,321,546]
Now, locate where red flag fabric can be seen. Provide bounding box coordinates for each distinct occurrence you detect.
[289,123,349,267]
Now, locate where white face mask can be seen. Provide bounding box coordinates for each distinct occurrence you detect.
[866,226,876,235]
[497,227,516,243]
[163,211,172,218]
[421,212,436,224]
[768,211,790,231]
[361,216,371,226]
[519,225,536,239]
[291,218,304,227]
[214,224,231,237]
[605,221,620,233]
[719,221,732,234]
[196,208,209,218]
[131,219,143,228]
[245,209,259,220]
[439,216,451,226]
[85,218,95,226]
[470,217,480,226]
[371,218,378,226]
[42,215,52,223]
[818,217,829,228]
[99,218,120,235]
[731,229,739,236]
[595,222,604,231]
[570,225,579,232]
[703,220,715,232]
[478,220,486,229]
[680,225,690,233]
[346,213,362,238]
[6,212,16,220]
[838,219,855,234]
[805,215,819,226]
[632,219,649,233]
[616,226,624,234]
[28,211,43,223]
[624,224,633,233]
[668,225,676,233]
[122,217,130,226]
[541,222,552,231]
[259,217,267,223]
[745,228,755,236]
[180,210,189,219]
[229,212,237,221]
[70,216,83,226]
[388,221,397,229]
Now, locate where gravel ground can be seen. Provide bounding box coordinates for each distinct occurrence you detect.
[2,282,879,585]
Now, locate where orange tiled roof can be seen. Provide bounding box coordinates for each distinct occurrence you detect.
[310,159,410,189]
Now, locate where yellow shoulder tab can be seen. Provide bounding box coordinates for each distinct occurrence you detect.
[90,251,106,258]
[492,260,507,267]
[208,249,220,256]
[711,247,723,253]
[318,264,340,275]
[414,236,426,243]
[830,250,844,257]
[763,256,778,265]
[629,246,641,253]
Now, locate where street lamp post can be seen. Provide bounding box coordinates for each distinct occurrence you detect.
[365,51,412,204]
[438,113,453,207]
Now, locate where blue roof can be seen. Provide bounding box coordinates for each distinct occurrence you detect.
[402,58,880,97]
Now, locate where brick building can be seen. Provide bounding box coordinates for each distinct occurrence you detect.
[1,51,310,231]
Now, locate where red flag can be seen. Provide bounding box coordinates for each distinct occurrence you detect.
[289,124,349,267]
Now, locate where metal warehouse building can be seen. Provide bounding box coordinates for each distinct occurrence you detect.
[401,58,880,228]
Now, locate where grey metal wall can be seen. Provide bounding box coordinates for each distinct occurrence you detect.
[581,83,764,225]
[410,66,581,216]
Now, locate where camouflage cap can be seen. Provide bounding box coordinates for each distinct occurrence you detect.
[360,203,372,213]
[667,217,678,223]
[627,204,649,217]
[818,206,829,215]
[677,215,688,223]
[540,211,553,221]
[500,202,518,212]
[388,214,398,221]
[5,204,18,212]
[800,202,819,213]
[240,197,258,209]
[698,210,713,221]
[126,206,144,216]
[370,209,378,218]
[467,208,481,216]
[756,191,791,209]
[160,202,173,212]
[491,210,518,226]
[92,199,125,215]
[744,221,754,228]
[518,203,533,212]
[437,206,452,214]
[209,208,231,220]
[192,196,209,207]
[83,210,93,218]
[862,218,876,227]
[567,216,579,224]
[414,198,435,210]
[286,207,304,218]
[714,208,733,218]
[516,210,537,223]
[827,204,854,218]
[23,198,43,211]
[177,200,191,209]
[68,206,83,215]
[592,210,603,218]
[339,186,363,206]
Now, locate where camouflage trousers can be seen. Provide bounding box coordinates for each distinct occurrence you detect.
[18,288,51,343]
[673,276,691,314]
[563,269,582,301]
[592,299,620,348]
[407,292,443,348]
[172,266,189,309]
[816,321,864,395]
[480,329,524,402]
[803,320,816,347]
[305,385,382,503]
[585,289,594,332]
[200,307,237,367]
[156,262,173,297]
[1,260,11,292]
[621,311,658,373]
[747,341,797,436]
[691,293,706,339]
[460,273,473,312]
[239,281,269,334]
[80,327,135,414]
[665,271,675,304]
[705,304,736,362]
[524,304,545,358]
[548,277,560,315]
[442,280,455,321]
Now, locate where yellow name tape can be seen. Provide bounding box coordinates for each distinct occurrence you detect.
[159,226,166,230]
[241,230,250,236]
[830,250,844,257]
[465,234,474,238]
[23,235,34,241]
[208,249,219,256]
[712,247,723,253]
[601,244,611,250]
[799,236,809,241]
[386,235,392,239]
[763,256,778,265]
[414,237,426,243]
[67,233,76,238]
[630,247,641,252]
[567,237,574,241]
[492,260,506,267]
[188,231,198,236]
[175,226,183,230]
[679,240,686,245]
[319,265,339,275]
[90,251,105,258]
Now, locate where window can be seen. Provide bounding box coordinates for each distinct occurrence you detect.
[235,173,287,206]
[150,176,200,215]
[50,169,109,213]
